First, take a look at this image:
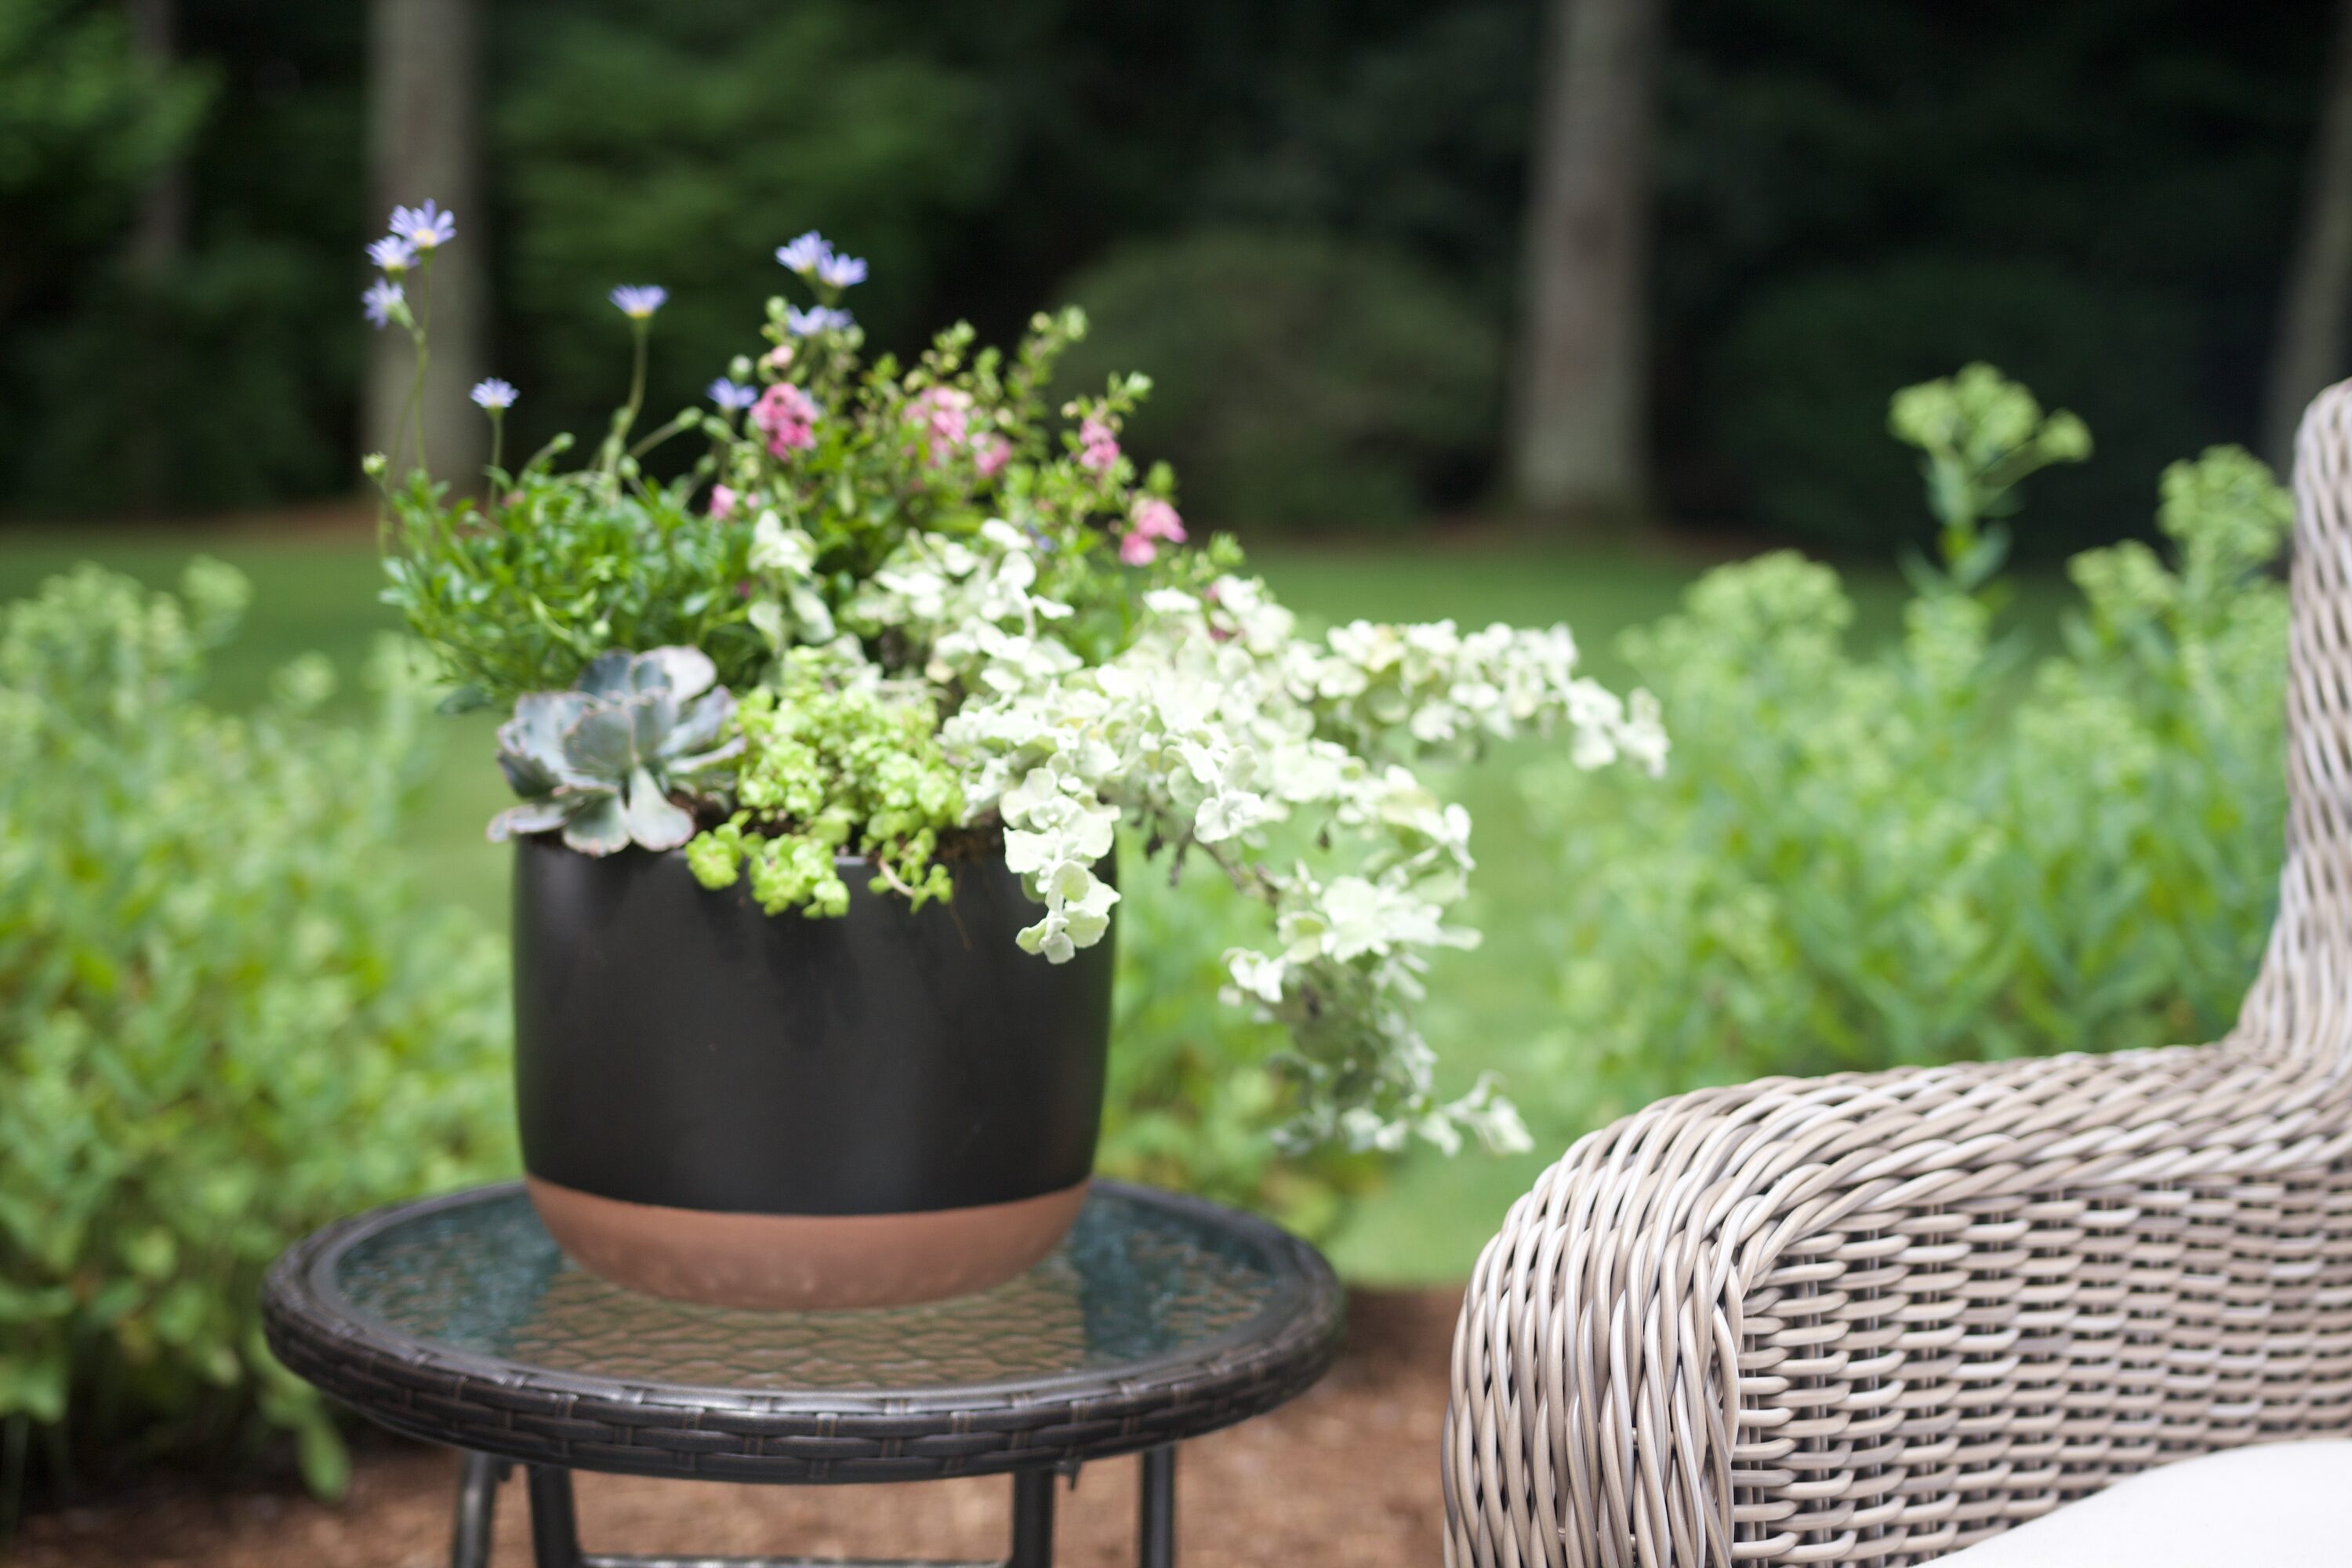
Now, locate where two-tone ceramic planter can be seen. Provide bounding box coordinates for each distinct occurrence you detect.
[510,838,1113,1308]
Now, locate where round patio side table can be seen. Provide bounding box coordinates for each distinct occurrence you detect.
[261,1180,1345,1568]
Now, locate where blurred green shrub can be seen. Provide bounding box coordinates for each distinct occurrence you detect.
[1099,850,1380,1243]
[1055,229,1501,528]
[0,564,512,1502]
[1705,257,2205,557]
[497,0,1001,452]
[1523,367,2289,1128]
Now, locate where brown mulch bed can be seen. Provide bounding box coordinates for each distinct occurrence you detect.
[11,1290,1461,1567]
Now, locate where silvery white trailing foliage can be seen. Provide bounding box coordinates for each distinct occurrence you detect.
[488,647,742,855]
[379,210,1665,1156]
[884,525,1664,1152]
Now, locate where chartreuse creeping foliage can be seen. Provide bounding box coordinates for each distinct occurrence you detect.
[0,564,511,1508]
[684,647,965,917]
[1524,366,2292,1128]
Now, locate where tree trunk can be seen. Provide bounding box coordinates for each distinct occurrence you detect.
[365,0,486,488]
[1509,0,1664,521]
[2267,0,2352,470]
[125,0,187,278]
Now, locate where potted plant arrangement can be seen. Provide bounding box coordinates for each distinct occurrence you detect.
[367,201,1666,1308]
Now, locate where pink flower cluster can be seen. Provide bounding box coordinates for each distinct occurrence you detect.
[708,484,739,521]
[907,386,1012,478]
[1077,417,1120,474]
[909,387,972,450]
[1120,496,1187,566]
[753,382,818,457]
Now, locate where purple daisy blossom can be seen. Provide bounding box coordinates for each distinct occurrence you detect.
[785,304,855,336]
[367,235,416,274]
[387,199,456,250]
[609,285,668,320]
[362,278,405,328]
[706,378,758,412]
[813,250,867,289]
[470,378,518,411]
[775,231,829,274]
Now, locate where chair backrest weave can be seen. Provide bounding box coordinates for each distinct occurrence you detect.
[2241,382,2352,1069]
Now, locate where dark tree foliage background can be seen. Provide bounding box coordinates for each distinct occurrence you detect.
[0,0,2335,554]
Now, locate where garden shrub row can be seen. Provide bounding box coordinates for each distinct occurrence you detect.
[0,564,512,1501]
[1523,370,2291,1126]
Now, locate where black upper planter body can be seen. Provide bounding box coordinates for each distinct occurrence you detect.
[512,839,1116,1221]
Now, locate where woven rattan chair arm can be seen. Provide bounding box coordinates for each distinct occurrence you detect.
[1443,1034,2352,1566]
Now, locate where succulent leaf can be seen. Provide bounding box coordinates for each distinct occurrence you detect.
[669,734,746,786]
[486,799,572,841]
[642,646,717,701]
[662,688,734,758]
[563,705,644,779]
[487,647,740,855]
[560,794,633,855]
[630,690,677,762]
[622,768,695,851]
[496,691,590,797]
[575,649,640,699]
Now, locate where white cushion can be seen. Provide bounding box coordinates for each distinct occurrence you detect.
[1933,1440,2352,1566]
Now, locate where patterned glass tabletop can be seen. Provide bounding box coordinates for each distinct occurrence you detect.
[262,1181,1345,1479]
[332,1184,1292,1392]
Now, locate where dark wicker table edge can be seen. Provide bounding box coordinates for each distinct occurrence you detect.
[260,1180,1348,1484]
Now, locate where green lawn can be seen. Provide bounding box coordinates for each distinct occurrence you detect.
[0,524,1991,1283]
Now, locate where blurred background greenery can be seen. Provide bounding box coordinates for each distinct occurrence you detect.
[2,0,2343,1504]
[5,0,2344,550]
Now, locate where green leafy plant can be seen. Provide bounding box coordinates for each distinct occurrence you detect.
[488,645,742,855]
[1523,365,2289,1131]
[380,464,770,707]
[0,563,513,1510]
[1888,361,2092,592]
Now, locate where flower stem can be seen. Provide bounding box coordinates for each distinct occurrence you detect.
[485,410,504,523]
[627,408,699,460]
[387,254,436,484]
[602,321,650,485]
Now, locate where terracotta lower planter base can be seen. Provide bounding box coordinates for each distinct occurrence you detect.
[524,1175,1090,1310]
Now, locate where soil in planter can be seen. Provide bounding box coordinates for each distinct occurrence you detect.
[9,1289,1461,1568]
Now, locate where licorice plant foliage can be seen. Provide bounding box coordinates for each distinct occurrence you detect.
[375,211,1667,1155]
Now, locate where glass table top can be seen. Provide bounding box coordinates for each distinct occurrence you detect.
[324,1183,1303,1395]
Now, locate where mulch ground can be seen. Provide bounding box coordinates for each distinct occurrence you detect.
[11,1290,1462,1567]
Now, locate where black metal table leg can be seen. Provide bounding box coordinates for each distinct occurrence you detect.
[1008,1467,1056,1568]
[450,1451,505,1568]
[1138,1446,1175,1568]
[527,1464,583,1568]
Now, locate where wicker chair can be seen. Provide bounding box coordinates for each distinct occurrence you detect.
[1442,384,2352,1566]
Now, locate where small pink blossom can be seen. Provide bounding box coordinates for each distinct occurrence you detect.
[907,387,973,456]
[1077,416,1120,474]
[1119,532,1160,567]
[753,382,818,457]
[763,343,796,371]
[709,484,739,521]
[1131,496,1186,544]
[976,436,1013,480]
